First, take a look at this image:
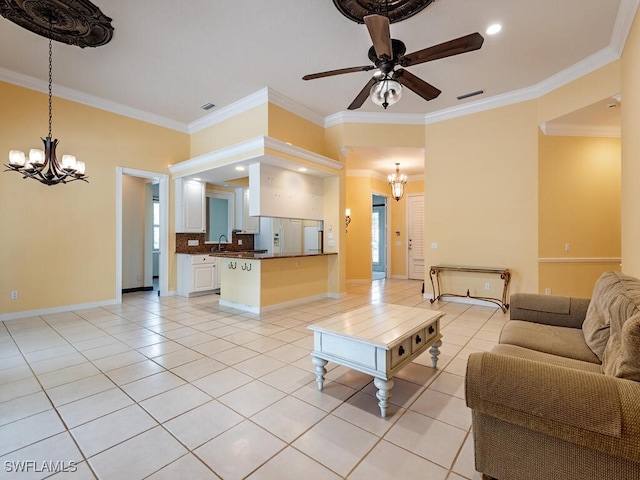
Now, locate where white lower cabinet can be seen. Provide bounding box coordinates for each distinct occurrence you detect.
[177,254,219,297]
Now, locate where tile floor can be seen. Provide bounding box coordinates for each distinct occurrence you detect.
[0,279,508,479]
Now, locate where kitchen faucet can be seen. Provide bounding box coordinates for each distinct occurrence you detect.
[218,234,228,251]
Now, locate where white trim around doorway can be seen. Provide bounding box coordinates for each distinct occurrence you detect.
[116,167,170,303]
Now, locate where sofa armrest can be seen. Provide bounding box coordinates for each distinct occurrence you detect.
[509,293,590,328]
[466,352,640,463]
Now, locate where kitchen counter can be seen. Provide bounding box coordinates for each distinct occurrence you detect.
[210,251,336,260]
[215,252,337,313]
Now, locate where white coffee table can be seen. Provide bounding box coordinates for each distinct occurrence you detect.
[308,304,444,417]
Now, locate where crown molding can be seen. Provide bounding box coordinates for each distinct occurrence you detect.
[346,169,422,183]
[540,122,621,138]
[611,0,640,55]
[169,136,265,177]
[267,89,326,127]
[325,111,426,128]
[187,88,269,134]
[0,67,188,133]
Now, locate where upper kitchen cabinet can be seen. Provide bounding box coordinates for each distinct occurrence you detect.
[249,163,323,220]
[175,178,206,233]
[235,188,260,234]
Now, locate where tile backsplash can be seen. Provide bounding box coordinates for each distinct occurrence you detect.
[175,232,255,254]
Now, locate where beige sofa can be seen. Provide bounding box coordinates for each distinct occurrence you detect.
[465,271,640,480]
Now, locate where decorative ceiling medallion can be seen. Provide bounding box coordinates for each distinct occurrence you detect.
[0,0,113,48]
[332,0,434,24]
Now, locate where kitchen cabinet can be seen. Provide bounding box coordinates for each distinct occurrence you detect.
[235,188,259,234]
[249,163,323,220]
[177,254,219,297]
[175,178,205,233]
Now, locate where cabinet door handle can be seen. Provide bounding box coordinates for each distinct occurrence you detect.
[415,335,422,345]
[428,325,435,335]
[398,345,405,356]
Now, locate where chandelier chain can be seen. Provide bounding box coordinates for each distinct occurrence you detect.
[48,38,52,139]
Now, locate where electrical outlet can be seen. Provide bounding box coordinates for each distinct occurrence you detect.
[238,239,243,245]
[484,283,490,291]
[545,288,552,295]
[187,239,199,246]
[11,290,18,300]
[564,243,571,252]
[431,242,438,249]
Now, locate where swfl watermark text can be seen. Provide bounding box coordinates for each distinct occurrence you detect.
[4,461,78,473]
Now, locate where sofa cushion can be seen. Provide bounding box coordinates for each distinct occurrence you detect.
[583,271,640,361]
[500,320,600,364]
[491,344,602,374]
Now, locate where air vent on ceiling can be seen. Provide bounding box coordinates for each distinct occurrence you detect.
[457,89,485,100]
[200,102,216,110]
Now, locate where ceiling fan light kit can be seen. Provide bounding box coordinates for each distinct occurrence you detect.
[303,11,484,111]
[370,76,402,109]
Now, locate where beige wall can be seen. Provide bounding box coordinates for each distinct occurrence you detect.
[190,104,269,158]
[0,81,189,316]
[538,133,621,297]
[622,11,640,277]
[268,104,328,157]
[424,101,539,296]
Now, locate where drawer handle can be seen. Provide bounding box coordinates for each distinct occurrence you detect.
[415,334,422,345]
[398,345,405,356]
[428,325,435,335]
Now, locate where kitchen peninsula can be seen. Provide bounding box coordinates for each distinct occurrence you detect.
[211,251,337,313]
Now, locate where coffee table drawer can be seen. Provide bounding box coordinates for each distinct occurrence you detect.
[391,337,412,368]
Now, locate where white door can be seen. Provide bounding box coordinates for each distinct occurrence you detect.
[408,194,425,280]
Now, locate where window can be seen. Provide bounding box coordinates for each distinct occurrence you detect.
[372,210,380,264]
[153,201,160,250]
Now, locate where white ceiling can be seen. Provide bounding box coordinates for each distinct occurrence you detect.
[0,0,633,178]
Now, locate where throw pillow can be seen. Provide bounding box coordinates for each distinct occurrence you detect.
[582,272,618,361]
[603,313,640,381]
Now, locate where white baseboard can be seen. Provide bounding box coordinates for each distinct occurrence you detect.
[0,298,120,323]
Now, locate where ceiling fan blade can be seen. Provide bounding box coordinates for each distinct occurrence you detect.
[302,65,375,80]
[364,14,392,59]
[394,69,441,101]
[400,32,484,67]
[348,77,378,110]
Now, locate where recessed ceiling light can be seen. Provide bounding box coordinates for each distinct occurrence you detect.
[486,23,502,35]
[298,167,307,172]
[235,166,245,171]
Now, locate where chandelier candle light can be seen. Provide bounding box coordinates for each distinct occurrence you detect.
[388,162,407,201]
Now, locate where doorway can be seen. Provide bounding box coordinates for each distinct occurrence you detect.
[372,194,388,280]
[116,167,169,303]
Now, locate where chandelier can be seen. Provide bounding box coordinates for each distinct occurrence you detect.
[1,0,114,186]
[4,34,87,185]
[388,163,407,201]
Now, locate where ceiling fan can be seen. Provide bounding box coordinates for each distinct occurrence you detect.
[302,14,484,110]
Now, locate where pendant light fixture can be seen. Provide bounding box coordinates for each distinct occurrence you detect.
[388,163,407,201]
[4,27,87,185]
[1,0,114,186]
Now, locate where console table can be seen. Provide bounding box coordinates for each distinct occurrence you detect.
[429,265,511,312]
[308,304,444,417]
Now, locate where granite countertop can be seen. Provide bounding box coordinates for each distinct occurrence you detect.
[210,251,337,260]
